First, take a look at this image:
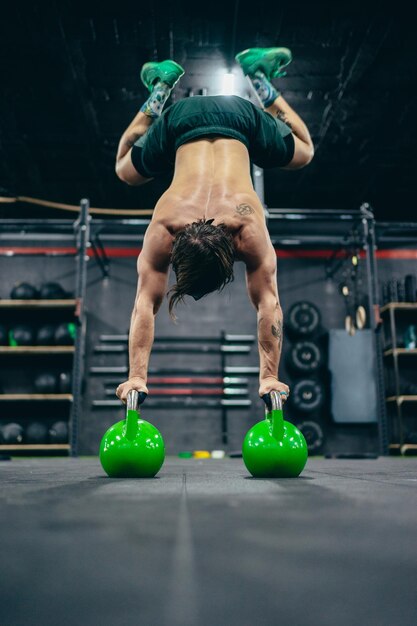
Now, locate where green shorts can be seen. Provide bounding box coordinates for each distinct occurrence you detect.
[131,95,294,178]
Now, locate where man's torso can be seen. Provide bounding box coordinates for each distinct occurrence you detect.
[143,137,273,270]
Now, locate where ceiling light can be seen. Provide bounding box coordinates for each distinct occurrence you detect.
[221,72,235,95]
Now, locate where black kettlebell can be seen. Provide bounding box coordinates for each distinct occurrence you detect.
[9,325,35,346]
[54,323,76,345]
[34,372,57,394]
[39,282,68,299]
[1,423,24,444]
[58,371,72,393]
[36,325,57,346]
[25,422,49,444]
[49,421,69,444]
[10,282,39,300]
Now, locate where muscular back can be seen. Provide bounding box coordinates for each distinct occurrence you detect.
[146,137,273,268]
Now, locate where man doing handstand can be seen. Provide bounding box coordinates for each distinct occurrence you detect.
[114,47,314,405]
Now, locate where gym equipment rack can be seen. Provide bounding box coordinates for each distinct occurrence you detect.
[0,199,90,456]
[90,330,257,445]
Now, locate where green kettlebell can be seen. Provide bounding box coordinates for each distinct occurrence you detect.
[242,390,308,478]
[99,390,165,478]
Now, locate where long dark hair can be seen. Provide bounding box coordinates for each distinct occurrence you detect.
[168,218,235,319]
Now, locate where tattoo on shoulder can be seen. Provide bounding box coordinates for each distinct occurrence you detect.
[235,203,255,216]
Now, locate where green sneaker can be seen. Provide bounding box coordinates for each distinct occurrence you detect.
[140,60,185,93]
[235,47,292,80]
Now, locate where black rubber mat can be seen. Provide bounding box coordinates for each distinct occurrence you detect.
[1,458,417,626]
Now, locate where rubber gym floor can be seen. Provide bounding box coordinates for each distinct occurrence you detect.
[1,457,416,626]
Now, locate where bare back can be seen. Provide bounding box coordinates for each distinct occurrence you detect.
[142,137,273,269]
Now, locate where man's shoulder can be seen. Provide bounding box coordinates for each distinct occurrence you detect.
[140,220,173,271]
[234,221,275,270]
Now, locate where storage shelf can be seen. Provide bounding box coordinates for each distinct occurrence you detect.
[380,302,417,314]
[386,395,417,403]
[0,346,74,354]
[0,444,70,451]
[0,394,73,401]
[384,348,417,357]
[0,299,76,308]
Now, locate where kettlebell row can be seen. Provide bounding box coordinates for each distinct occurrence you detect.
[99,390,308,479]
[0,322,76,347]
[0,421,68,445]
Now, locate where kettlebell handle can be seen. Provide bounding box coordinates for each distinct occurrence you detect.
[261,390,283,413]
[262,390,284,441]
[127,389,148,411]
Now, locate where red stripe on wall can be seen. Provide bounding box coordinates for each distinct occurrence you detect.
[147,388,223,395]
[147,377,224,384]
[374,249,417,259]
[0,247,142,257]
[0,246,416,259]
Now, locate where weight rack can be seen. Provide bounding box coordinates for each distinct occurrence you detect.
[90,331,258,445]
[0,199,90,456]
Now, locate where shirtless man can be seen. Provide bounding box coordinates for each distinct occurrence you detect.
[115,47,314,406]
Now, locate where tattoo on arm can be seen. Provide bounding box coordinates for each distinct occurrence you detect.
[271,320,282,347]
[235,203,255,216]
[125,134,140,148]
[277,111,292,129]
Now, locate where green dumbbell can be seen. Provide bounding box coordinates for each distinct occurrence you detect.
[242,390,308,478]
[99,390,165,478]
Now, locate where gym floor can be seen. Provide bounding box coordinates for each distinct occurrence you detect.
[1,458,416,626]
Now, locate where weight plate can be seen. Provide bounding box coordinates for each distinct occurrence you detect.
[289,341,322,373]
[291,379,325,413]
[286,301,321,337]
[296,421,324,452]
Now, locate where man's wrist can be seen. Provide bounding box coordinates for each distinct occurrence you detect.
[128,373,147,382]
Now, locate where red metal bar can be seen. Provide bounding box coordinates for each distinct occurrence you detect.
[147,377,224,384]
[147,388,223,395]
[1,246,416,259]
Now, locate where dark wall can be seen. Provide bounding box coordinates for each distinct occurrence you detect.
[1,249,415,454]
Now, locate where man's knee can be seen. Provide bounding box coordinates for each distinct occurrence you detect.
[298,144,315,168]
[285,140,314,170]
[115,152,149,186]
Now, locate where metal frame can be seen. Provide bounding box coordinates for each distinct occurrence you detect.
[69,199,90,456]
[0,199,90,457]
[361,204,389,455]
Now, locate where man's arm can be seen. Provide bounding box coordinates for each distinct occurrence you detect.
[115,110,153,186]
[116,224,172,402]
[265,95,314,170]
[245,240,290,401]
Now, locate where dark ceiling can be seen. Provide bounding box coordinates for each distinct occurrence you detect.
[1,1,416,220]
